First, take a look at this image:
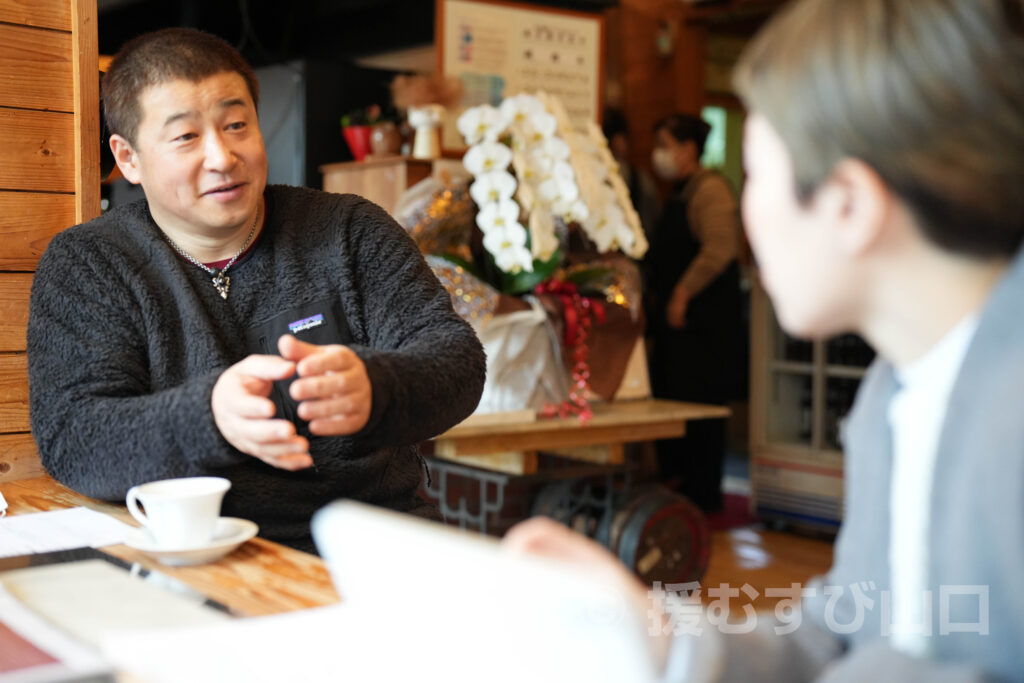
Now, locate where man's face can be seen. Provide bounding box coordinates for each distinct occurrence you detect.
[742,114,855,339]
[112,71,267,239]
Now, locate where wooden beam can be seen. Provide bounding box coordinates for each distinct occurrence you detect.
[684,0,784,23]
[434,444,539,475]
[72,0,101,224]
[545,443,625,466]
[673,14,706,114]
[440,421,687,454]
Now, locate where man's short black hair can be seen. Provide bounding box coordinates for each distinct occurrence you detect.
[102,28,260,146]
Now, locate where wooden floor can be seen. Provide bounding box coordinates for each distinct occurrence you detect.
[701,525,835,613]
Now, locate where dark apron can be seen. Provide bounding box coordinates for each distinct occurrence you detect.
[647,175,742,405]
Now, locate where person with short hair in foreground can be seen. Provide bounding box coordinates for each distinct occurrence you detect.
[505,0,1024,680]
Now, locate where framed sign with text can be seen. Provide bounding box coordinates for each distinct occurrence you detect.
[436,0,605,152]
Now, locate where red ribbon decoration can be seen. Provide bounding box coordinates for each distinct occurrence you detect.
[534,279,606,424]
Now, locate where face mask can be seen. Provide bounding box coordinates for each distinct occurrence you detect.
[651,147,678,180]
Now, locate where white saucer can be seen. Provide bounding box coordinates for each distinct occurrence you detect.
[125,517,259,566]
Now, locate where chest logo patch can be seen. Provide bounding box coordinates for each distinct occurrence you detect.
[288,313,325,334]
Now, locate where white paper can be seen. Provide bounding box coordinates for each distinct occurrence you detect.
[312,501,660,682]
[1,560,228,650]
[0,507,133,558]
[101,605,348,683]
[102,598,660,683]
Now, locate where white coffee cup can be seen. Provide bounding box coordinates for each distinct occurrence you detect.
[126,477,231,549]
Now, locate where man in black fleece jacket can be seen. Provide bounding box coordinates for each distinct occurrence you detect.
[27,28,485,553]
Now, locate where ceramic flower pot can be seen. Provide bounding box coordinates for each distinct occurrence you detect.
[369,122,402,157]
[342,125,372,161]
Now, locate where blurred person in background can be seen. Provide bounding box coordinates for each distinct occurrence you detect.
[647,113,744,513]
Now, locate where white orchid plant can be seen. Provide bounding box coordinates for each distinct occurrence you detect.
[456,92,648,294]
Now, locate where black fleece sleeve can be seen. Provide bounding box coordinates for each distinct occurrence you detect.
[26,234,245,501]
[338,197,486,449]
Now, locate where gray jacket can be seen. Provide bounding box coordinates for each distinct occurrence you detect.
[28,186,486,553]
[706,248,1024,682]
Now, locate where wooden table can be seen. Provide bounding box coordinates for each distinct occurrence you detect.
[0,477,338,617]
[2,401,729,611]
[432,398,730,475]
[424,399,731,533]
[320,156,433,215]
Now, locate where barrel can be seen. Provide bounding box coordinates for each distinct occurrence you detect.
[605,486,709,586]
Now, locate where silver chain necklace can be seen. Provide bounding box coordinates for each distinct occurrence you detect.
[164,205,261,299]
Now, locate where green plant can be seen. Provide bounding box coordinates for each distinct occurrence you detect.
[341,104,395,128]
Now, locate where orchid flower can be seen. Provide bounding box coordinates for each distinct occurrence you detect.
[469,171,517,206]
[552,160,575,185]
[460,90,651,276]
[568,199,589,223]
[519,112,558,145]
[475,198,522,234]
[583,202,633,253]
[456,105,508,145]
[499,94,546,131]
[483,222,534,273]
[525,149,556,180]
[538,173,579,208]
[463,142,513,176]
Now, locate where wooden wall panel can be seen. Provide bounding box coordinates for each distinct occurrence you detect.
[0,0,72,32]
[0,433,44,483]
[0,108,76,193]
[0,24,74,112]
[0,275,32,353]
[0,354,30,434]
[0,0,97,479]
[0,192,74,270]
